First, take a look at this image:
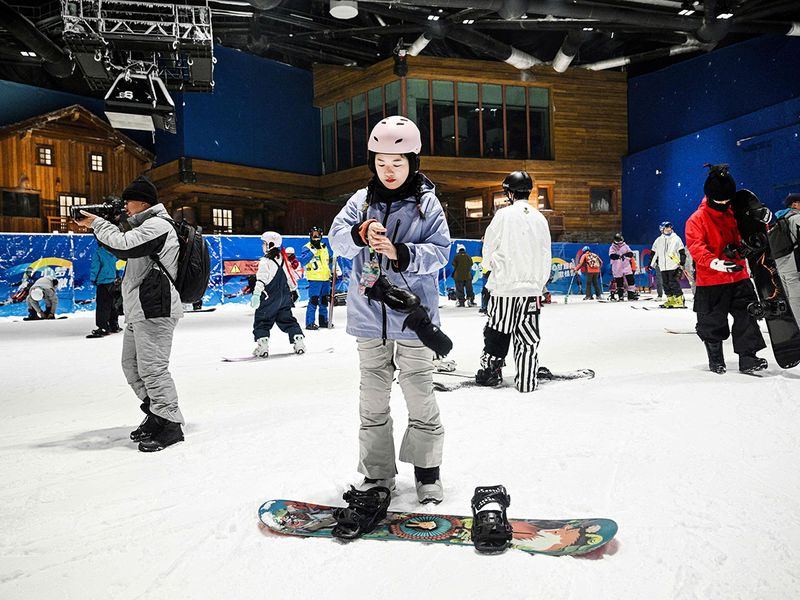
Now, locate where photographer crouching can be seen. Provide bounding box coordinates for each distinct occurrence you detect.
[74,175,185,452]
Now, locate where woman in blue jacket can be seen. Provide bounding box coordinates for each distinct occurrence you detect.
[329,116,451,506]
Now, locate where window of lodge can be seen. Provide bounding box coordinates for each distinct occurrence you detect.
[321,79,551,171]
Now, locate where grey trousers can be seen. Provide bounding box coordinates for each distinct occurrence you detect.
[121,317,183,424]
[356,338,444,479]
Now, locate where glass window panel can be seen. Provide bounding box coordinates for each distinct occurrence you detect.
[536,186,552,210]
[528,87,551,159]
[321,106,335,174]
[3,191,40,217]
[336,100,351,171]
[432,80,456,157]
[505,86,527,160]
[367,87,383,133]
[406,79,430,155]
[590,188,614,214]
[457,82,480,157]
[351,94,367,166]
[481,84,503,158]
[465,197,483,219]
[384,81,401,117]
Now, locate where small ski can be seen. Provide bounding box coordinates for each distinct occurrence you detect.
[222,347,334,362]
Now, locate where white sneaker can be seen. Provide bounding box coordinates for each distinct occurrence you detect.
[252,337,269,357]
[293,334,306,355]
[355,477,396,492]
[416,479,443,504]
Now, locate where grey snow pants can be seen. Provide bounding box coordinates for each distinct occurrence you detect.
[121,317,183,424]
[356,337,444,479]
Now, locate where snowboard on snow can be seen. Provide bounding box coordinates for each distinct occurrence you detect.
[731,189,800,369]
[222,347,334,362]
[630,305,687,310]
[258,498,617,557]
[433,367,594,392]
[22,315,68,321]
[186,307,217,313]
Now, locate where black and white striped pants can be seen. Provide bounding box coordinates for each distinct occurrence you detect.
[481,295,541,392]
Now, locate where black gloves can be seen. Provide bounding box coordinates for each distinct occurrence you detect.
[610,253,621,260]
[623,251,634,258]
[403,306,453,357]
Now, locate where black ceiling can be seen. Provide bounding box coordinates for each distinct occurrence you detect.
[1,0,799,97]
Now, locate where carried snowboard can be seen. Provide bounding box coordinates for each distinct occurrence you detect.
[259,499,617,557]
[731,189,800,369]
[222,347,334,362]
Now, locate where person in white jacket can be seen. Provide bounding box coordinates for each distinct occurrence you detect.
[650,221,687,308]
[476,171,552,392]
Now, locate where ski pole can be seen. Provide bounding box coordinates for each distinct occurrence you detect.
[565,272,575,304]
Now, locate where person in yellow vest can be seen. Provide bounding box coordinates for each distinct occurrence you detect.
[299,226,333,329]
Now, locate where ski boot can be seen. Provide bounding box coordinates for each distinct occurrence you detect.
[476,354,504,386]
[705,341,726,374]
[471,485,513,554]
[739,354,768,374]
[660,296,675,309]
[305,323,319,330]
[252,337,269,357]
[130,398,160,442]
[672,295,685,308]
[627,290,639,301]
[332,486,391,539]
[293,334,306,355]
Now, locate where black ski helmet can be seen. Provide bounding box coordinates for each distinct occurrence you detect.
[704,163,736,201]
[309,226,323,238]
[502,171,533,195]
[613,232,624,243]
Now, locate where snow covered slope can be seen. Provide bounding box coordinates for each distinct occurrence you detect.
[1,298,798,599]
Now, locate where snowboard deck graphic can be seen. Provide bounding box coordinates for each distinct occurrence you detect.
[731,190,800,369]
[258,499,617,557]
[433,368,595,392]
[222,347,334,362]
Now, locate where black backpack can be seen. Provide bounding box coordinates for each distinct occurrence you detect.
[767,216,800,269]
[153,217,211,304]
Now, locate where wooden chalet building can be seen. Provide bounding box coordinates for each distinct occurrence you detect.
[151,56,626,241]
[0,105,153,233]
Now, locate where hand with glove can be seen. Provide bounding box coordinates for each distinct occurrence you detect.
[250,282,265,308]
[623,251,634,258]
[710,258,744,273]
[610,253,621,260]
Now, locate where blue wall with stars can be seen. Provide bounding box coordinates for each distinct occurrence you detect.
[622,36,800,245]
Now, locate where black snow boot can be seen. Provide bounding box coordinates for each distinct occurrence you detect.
[739,354,768,374]
[138,416,184,452]
[704,341,726,374]
[130,398,158,441]
[476,364,503,386]
[471,485,513,554]
[627,290,639,301]
[319,317,329,328]
[332,486,391,539]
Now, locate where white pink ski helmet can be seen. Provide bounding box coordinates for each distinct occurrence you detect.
[261,231,282,249]
[368,116,422,155]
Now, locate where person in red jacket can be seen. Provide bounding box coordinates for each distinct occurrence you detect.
[685,164,767,374]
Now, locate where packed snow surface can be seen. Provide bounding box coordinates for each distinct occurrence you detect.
[2,297,799,599]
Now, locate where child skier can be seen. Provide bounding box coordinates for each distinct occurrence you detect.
[650,221,687,308]
[329,115,452,511]
[251,231,305,358]
[609,233,638,301]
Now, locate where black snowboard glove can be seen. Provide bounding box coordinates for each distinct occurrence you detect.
[403,305,453,357]
[365,275,420,312]
[609,253,621,260]
[623,251,634,258]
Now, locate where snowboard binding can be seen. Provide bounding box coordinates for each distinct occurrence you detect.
[332,486,391,540]
[747,299,788,320]
[471,485,514,554]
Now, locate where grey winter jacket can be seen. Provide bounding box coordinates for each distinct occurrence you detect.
[91,204,183,323]
[329,175,451,340]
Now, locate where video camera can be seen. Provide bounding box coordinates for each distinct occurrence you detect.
[71,196,126,223]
